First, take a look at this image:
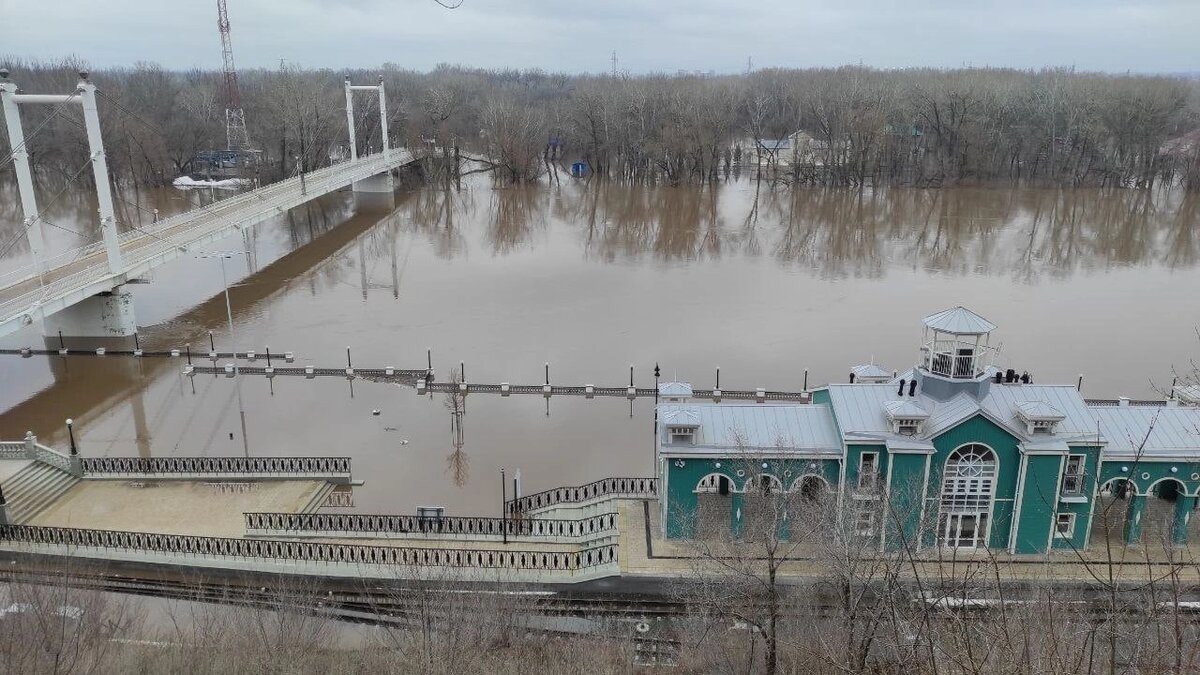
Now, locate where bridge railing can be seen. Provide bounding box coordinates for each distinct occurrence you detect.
[507,477,658,516]
[245,511,618,541]
[79,456,352,482]
[0,524,617,572]
[2,151,412,325]
[1,439,76,475]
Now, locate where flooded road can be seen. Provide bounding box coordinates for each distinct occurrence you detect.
[1,177,1198,515]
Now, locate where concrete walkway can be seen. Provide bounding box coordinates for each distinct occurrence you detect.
[30,480,327,537]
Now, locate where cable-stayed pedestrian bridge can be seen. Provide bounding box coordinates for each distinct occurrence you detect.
[0,70,411,339]
[0,150,415,339]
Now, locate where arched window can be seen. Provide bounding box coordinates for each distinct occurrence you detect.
[745,473,784,495]
[938,444,997,549]
[790,474,830,501]
[695,473,731,495]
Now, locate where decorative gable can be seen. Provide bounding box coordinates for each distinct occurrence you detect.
[661,407,700,445]
[1014,401,1065,436]
[884,400,929,436]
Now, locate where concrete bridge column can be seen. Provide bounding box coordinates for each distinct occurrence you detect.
[42,289,136,339]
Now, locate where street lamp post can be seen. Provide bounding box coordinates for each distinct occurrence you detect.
[198,250,250,456]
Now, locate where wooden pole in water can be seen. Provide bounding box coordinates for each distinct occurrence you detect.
[716,366,720,390]
[545,362,549,385]
[185,343,192,365]
[629,365,634,388]
[803,368,808,392]
[208,331,215,352]
[265,346,271,367]
[58,330,64,350]
[346,346,352,370]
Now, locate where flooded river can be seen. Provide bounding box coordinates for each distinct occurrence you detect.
[1,176,1198,515]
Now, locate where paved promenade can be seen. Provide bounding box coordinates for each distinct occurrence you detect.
[30,480,327,537]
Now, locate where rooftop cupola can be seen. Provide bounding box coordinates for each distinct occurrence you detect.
[919,306,996,381]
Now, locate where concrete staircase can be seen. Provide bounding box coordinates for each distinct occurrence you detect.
[300,482,336,513]
[2,461,80,524]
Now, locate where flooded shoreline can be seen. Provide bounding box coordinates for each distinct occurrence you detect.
[2,177,1197,515]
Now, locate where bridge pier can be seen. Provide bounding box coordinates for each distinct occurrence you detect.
[352,172,395,209]
[42,289,136,340]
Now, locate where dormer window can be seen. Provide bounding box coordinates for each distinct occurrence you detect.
[884,400,929,437]
[1015,401,1066,436]
[668,426,695,444]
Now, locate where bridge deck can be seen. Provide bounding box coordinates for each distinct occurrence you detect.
[0,150,414,337]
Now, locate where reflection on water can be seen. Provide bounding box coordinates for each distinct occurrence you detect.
[1,176,1197,515]
[0,180,229,277]
[396,181,1197,280]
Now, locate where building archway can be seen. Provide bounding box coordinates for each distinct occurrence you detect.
[694,473,733,539]
[742,473,785,538]
[1092,477,1137,546]
[790,474,831,501]
[937,444,997,549]
[1145,478,1192,547]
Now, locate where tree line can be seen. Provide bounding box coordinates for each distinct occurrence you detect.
[2,57,1198,191]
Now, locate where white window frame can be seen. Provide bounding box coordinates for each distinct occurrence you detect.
[857,452,879,490]
[937,444,998,549]
[890,417,924,436]
[668,426,695,444]
[855,509,875,536]
[1054,512,1076,539]
[1061,454,1085,496]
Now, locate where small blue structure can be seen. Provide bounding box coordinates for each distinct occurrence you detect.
[570,161,589,177]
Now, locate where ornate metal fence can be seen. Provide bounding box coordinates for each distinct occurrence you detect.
[507,477,658,516]
[0,524,617,571]
[79,456,351,479]
[245,511,618,539]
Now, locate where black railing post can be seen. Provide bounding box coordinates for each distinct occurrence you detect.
[501,467,508,544]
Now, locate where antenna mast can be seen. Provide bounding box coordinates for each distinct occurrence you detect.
[217,0,252,151]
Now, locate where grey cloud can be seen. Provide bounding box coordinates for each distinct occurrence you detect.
[4,0,1196,74]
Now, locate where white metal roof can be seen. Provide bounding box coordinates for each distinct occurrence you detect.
[661,408,701,426]
[658,381,694,397]
[1015,400,1066,421]
[1090,406,1200,457]
[826,382,1101,445]
[922,306,997,335]
[884,399,929,420]
[852,363,892,379]
[657,404,842,454]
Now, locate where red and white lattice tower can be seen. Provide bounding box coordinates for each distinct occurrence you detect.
[216,0,253,151]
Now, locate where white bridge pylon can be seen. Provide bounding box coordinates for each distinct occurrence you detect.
[0,69,122,276]
[0,69,413,339]
[344,77,393,193]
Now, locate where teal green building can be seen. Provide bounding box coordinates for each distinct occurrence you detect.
[657,307,1200,554]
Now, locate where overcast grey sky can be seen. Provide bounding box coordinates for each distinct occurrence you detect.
[3,0,1196,74]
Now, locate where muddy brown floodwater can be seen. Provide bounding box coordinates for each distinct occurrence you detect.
[1,176,1198,516]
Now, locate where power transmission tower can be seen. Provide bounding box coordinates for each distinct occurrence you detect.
[216,0,253,151]
[611,50,618,78]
